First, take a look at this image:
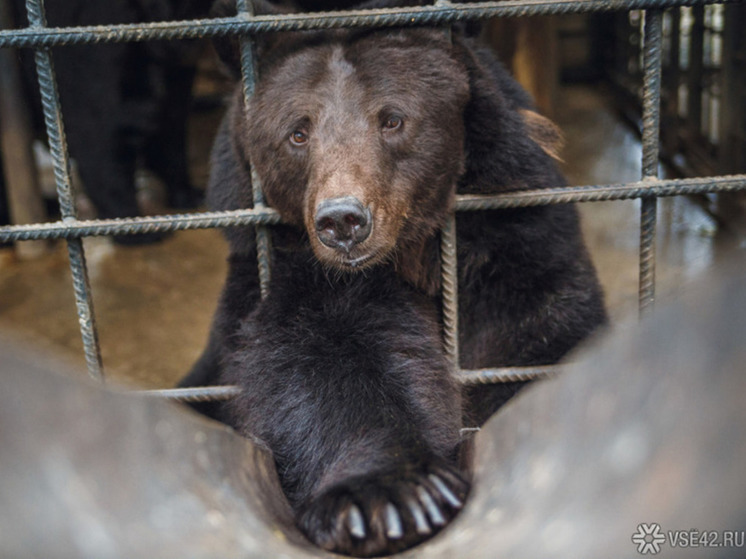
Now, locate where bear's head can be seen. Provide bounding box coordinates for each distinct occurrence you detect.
[248,29,469,272]
[213,0,564,279]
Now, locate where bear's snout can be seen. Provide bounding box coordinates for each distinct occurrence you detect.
[314,196,372,256]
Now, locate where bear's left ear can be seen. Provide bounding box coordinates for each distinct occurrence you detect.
[518,109,565,162]
[455,38,564,194]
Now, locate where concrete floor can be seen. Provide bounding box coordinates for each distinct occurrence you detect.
[559,86,732,318]
[0,85,735,389]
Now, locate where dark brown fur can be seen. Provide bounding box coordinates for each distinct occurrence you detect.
[182,3,606,555]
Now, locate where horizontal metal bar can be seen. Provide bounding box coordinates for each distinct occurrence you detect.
[136,366,562,401]
[136,386,243,402]
[458,365,561,384]
[0,207,281,242]
[2,175,745,242]
[454,174,746,210]
[0,0,742,49]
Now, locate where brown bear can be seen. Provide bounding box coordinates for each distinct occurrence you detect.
[181,1,607,555]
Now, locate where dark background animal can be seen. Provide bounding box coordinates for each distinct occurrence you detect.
[5,0,212,243]
[0,161,9,249]
[181,0,606,555]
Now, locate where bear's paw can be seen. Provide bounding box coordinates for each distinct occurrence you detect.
[297,462,468,557]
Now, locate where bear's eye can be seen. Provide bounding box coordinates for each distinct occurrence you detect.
[290,130,309,146]
[382,115,403,132]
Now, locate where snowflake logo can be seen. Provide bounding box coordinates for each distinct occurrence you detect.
[632,523,666,554]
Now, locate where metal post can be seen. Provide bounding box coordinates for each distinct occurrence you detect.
[440,215,460,369]
[25,0,103,380]
[639,9,663,317]
[436,0,460,371]
[237,0,271,299]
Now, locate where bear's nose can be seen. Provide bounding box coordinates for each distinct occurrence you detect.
[315,197,372,253]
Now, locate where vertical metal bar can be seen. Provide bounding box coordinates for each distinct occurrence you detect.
[25,0,104,381]
[237,0,271,299]
[436,7,458,370]
[639,9,663,317]
[440,215,460,369]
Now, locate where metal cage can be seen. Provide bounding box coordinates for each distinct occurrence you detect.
[1,0,745,402]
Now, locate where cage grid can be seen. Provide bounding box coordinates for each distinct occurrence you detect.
[1,0,745,402]
[614,5,733,173]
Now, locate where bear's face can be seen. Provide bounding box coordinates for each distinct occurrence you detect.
[244,30,470,271]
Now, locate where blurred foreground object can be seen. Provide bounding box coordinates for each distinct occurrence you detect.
[1,262,745,558]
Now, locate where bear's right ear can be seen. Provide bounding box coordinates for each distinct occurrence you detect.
[210,0,293,78]
[519,109,565,162]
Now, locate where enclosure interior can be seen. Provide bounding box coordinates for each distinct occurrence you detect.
[0,3,745,417]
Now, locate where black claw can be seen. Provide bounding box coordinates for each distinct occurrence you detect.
[405,496,432,535]
[384,503,404,539]
[428,474,463,509]
[347,504,366,539]
[416,486,446,527]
